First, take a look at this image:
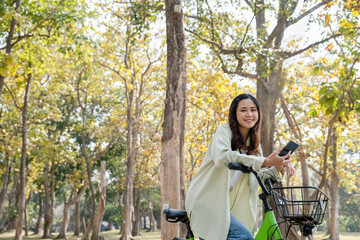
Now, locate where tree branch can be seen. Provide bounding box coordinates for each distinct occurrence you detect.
[287,0,333,27]
[281,33,342,58]
[2,0,65,50]
[4,83,21,110]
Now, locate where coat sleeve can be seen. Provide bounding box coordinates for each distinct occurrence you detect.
[209,125,266,171]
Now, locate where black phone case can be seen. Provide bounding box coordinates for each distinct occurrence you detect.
[279,141,299,156]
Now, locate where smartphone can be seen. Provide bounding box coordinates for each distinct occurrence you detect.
[279,140,299,157]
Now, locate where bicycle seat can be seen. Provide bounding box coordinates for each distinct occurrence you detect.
[163,208,189,223]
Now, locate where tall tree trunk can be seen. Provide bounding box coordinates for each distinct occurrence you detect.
[329,128,340,240]
[148,189,156,232]
[74,201,81,236]
[161,1,187,239]
[43,158,55,238]
[0,152,12,219]
[24,190,32,236]
[57,193,72,240]
[91,161,106,240]
[14,67,32,240]
[24,208,28,236]
[121,47,144,239]
[81,197,88,235]
[34,195,43,234]
[325,185,331,235]
[79,95,96,240]
[132,188,141,236]
[121,87,135,240]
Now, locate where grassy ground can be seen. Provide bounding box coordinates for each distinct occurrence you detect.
[1,230,359,240]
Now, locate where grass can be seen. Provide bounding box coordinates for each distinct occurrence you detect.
[1,230,359,240]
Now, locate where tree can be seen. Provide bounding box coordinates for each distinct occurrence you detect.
[183,0,343,156]
[160,0,187,239]
[95,1,165,238]
[14,61,31,240]
[75,69,117,239]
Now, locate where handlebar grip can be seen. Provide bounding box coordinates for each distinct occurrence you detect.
[228,163,252,173]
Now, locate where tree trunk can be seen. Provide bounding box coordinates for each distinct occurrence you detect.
[132,188,141,236]
[57,194,71,240]
[57,185,87,239]
[24,190,32,236]
[2,171,19,231]
[43,158,55,238]
[325,185,331,235]
[34,195,43,234]
[81,197,88,235]
[257,69,284,157]
[148,189,157,232]
[329,128,340,240]
[74,201,81,236]
[80,101,96,240]
[0,151,11,220]
[43,160,51,238]
[14,68,32,240]
[161,1,187,240]
[121,42,144,240]
[121,89,135,240]
[91,161,107,240]
[24,208,28,236]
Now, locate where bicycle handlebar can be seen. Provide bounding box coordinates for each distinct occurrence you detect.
[228,162,253,173]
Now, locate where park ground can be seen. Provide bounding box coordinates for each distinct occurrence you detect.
[0,230,360,240]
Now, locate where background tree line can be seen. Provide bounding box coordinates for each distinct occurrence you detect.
[0,1,359,240]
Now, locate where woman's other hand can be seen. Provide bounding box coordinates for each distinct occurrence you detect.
[285,163,295,177]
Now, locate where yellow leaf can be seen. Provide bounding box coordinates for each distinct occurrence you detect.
[352,10,359,17]
[339,20,347,28]
[327,43,334,51]
[325,14,331,27]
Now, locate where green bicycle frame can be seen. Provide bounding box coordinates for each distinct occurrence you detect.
[255,210,283,240]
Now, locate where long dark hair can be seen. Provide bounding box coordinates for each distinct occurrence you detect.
[228,94,261,155]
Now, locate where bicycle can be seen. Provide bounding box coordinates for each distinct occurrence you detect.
[163,162,329,240]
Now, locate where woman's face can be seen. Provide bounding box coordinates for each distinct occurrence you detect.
[236,98,259,133]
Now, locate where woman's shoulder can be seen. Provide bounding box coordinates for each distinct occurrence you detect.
[217,123,230,130]
[211,124,233,141]
[215,123,231,134]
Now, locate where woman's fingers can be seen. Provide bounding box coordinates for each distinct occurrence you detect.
[285,164,295,177]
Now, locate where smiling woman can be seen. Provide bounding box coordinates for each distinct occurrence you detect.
[184,93,294,240]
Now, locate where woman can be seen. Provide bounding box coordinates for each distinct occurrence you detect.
[185,93,294,240]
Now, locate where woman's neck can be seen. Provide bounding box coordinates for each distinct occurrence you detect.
[239,127,250,143]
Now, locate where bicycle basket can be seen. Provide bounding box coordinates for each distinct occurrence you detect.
[271,186,328,226]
